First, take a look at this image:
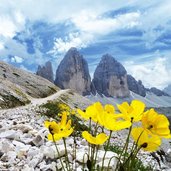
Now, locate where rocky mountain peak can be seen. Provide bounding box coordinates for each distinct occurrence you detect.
[54,47,91,96]
[36,61,54,82]
[150,87,170,96]
[92,54,129,97]
[164,84,171,96]
[127,74,146,97]
[100,54,127,76]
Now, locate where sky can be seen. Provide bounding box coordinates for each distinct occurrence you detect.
[0,0,171,89]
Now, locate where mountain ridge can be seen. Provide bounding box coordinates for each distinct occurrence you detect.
[0,61,59,108]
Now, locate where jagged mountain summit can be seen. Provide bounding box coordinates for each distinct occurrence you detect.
[36,61,54,82]
[127,74,146,97]
[92,54,130,97]
[164,84,171,96]
[0,61,58,108]
[54,47,91,96]
[148,87,170,96]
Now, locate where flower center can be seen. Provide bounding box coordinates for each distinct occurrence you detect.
[49,125,54,135]
[148,125,153,130]
[141,142,148,148]
[131,117,134,122]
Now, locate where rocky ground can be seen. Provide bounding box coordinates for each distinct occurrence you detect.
[0,91,171,171]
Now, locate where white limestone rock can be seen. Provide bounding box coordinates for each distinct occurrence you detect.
[75,150,88,163]
[0,130,17,139]
[31,134,44,146]
[97,157,118,171]
[0,139,15,153]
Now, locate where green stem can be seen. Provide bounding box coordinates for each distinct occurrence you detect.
[88,118,92,158]
[116,124,132,170]
[107,156,116,171]
[123,125,132,162]
[82,153,88,170]
[52,135,65,171]
[91,121,99,167]
[89,117,92,133]
[63,138,70,171]
[129,146,142,170]
[94,122,99,136]
[101,130,112,171]
[123,130,144,170]
[94,145,99,167]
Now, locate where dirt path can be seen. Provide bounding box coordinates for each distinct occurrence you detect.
[30,89,69,106]
[0,89,70,113]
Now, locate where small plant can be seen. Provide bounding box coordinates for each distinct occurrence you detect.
[44,100,171,171]
[105,144,153,171]
[40,101,70,119]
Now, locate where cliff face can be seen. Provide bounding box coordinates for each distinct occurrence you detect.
[54,48,91,96]
[127,75,146,97]
[92,54,130,97]
[36,61,54,82]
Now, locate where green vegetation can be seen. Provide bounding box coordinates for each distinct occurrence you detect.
[40,100,88,135]
[0,94,30,108]
[14,87,29,100]
[40,101,64,119]
[105,144,153,171]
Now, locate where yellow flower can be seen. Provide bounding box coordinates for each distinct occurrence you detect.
[104,104,115,114]
[44,121,59,134]
[44,112,73,141]
[59,103,70,111]
[82,131,109,145]
[97,111,131,131]
[58,110,70,117]
[77,102,131,131]
[106,119,131,131]
[131,127,161,152]
[117,100,145,122]
[77,102,103,122]
[142,109,171,138]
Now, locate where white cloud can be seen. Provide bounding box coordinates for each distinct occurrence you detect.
[0,11,25,38]
[139,0,171,48]
[49,32,93,54]
[0,16,17,38]
[125,57,171,89]
[0,38,45,66]
[50,11,140,54]
[11,56,23,63]
[0,0,133,24]
[72,11,140,35]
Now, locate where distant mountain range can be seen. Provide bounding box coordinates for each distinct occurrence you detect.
[0,58,170,109]
[164,84,171,96]
[36,47,170,98]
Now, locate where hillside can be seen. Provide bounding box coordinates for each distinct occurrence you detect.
[87,91,171,108]
[0,61,59,108]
